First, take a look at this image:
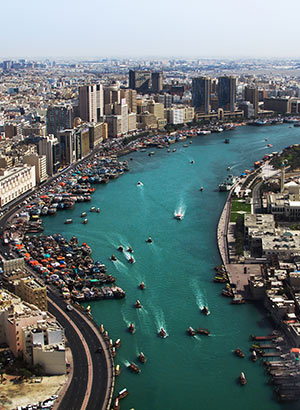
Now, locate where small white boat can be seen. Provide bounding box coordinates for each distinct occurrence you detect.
[137,181,143,186]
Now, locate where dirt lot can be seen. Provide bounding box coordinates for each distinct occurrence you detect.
[0,374,67,410]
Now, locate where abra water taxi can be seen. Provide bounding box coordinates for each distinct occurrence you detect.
[96,208,100,213]
[138,352,147,363]
[128,362,140,374]
[159,327,167,338]
[139,282,145,290]
[128,323,135,334]
[234,348,245,358]
[115,364,120,376]
[135,300,142,309]
[146,236,152,243]
[174,212,183,220]
[81,212,87,217]
[201,306,210,315]
[127,246,133,253]
[196,328,210,336]
[110,254,117,262]
[137,181,143,186]
[128,256,135,264]
[239,372,247,385]
[251,350,257,362]
[117,245,124,252]
[187,327,196,336]
[82,218,88,224]
[64,219,73,224]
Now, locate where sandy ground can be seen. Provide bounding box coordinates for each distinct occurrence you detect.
[0,374,67,410]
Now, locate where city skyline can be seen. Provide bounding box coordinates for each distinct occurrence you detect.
[2,0,300,59]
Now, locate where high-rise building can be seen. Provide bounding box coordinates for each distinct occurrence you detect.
[120,89,137,113]
[152,72,163,93]
[245,86,259,116]
[129,70,152,93]
[192,77,211,114]
[218,76,236,111]
[79,84,103,122]
[46,105,74,136]
[23,154,48,184]
[38,135,60,176]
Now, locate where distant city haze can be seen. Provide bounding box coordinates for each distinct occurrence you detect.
[3,0,300,58]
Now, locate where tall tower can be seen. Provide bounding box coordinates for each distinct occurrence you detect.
[245,86,259,117]
[128,70,151,93]
[79,84,103,122]
[280,161,287,193]
[218,76,236,112]
[152,72,163,93]
[192,77,211,114]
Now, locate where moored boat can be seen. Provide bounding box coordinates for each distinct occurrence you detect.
[64,219,73,224]
[251,350,258,362]
[239,372,247,385]
[115,364,120,376]
[117,388,128,399]
[81,212,87,217]
[138,352,147,363]
[128,362,140,374]
[114,338,121,348]
[187,326,196,336]
[159,327,167,338]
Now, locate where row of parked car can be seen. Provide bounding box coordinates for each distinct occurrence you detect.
[15,395,58,410]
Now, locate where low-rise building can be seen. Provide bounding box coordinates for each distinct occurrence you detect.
[0,165,36,208]
[14,277,47,311]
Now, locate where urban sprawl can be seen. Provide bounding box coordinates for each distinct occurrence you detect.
[1,58,300,409]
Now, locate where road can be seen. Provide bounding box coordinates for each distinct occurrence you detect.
[48,290,112,410]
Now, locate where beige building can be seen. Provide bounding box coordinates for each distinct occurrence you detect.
[137,112,158,130]
[22,124,47,137]
[147,102,164,120]
[14,277,47,311]
[120,89,137,113]
[0,165,36,208]
[23,153,48,185]
[128,112,137,132]
[22,320,66,375]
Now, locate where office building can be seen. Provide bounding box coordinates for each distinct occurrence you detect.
[23,154,47,184]
[129,70,152,93]
[264,97,291,114]
[152,72,163,93]
[46,105,74,136]
[218,76,236,111]
[245,86,259,116]
[38,135,60,176]
[79,84,103,122]
[120,89,137,113]
[192,77,211,114]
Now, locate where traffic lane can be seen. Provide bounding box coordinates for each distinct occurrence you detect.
[48,301,88,410]
[47,291,109,410]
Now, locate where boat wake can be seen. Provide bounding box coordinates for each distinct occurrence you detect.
[154,309,168,336]
[191,279,208,310]
[114,260,130,276]
[121,310,133,327]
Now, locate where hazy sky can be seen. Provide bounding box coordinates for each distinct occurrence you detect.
[2,0,300,59]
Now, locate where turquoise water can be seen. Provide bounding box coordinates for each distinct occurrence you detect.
[43,124,300,410]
